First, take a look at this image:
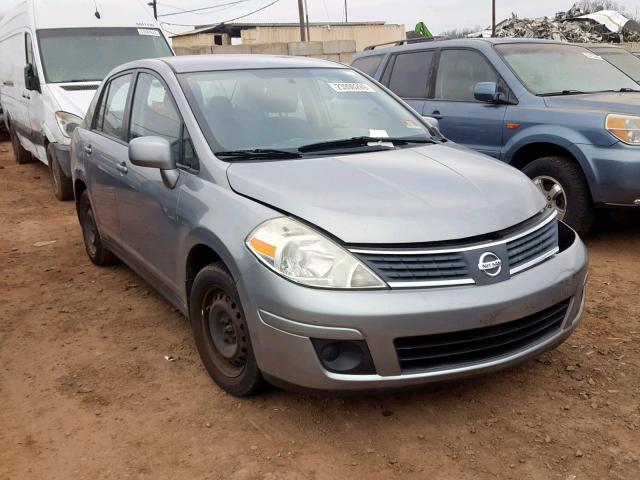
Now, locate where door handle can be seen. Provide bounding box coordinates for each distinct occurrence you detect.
[84,145,92,155]
[116,162,128,174]
[427,111,443,120]
[22,92,30,100]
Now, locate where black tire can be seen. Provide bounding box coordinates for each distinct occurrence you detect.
[522,156,595,234]
[78,190,118,266]
[9,125,32,165]
[48,144,73,201]
[189,263,264,397]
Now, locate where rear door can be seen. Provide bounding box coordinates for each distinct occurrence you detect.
[83,72,134,244]
[380,49,435,115]
[424,48,507,159]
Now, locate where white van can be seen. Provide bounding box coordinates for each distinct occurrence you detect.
[0,0,173,200]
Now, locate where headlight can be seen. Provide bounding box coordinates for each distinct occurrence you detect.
[55,111,83,138]
[606,114,640,145]
[246,217,386,289]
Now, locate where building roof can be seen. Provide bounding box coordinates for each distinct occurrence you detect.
[171,21,391,38]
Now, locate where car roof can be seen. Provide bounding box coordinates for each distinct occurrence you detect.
[356,37,578,58]
[584,43,627,51]
[159,54,346,73]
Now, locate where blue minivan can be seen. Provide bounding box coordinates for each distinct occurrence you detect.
[353,38,640,233]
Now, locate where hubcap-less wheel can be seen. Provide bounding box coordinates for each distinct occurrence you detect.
[533,175,566,220]
[81,205,98,258]
[202,289,249,378]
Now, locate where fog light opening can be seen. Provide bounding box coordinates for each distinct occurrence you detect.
[311,339,376,375]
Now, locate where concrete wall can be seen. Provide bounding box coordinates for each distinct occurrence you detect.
[618,42,640,52]
[175,40,358,65]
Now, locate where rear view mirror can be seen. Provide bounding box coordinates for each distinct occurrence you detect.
[24,64,40,92]
[129,136,179,188]
[474,82,502,103]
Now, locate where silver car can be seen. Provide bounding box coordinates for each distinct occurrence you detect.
[71,55,588,396]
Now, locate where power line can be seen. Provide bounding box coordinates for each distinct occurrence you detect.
[158,0,254,18]
[160,0,281,27]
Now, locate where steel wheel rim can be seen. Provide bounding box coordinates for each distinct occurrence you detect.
[533,175,566,220]
[82,206,98,257]
[201,288,248,378]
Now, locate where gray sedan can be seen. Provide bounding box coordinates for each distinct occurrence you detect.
[70,55,588,396]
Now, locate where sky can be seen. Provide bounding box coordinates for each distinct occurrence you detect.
[154,0,640,35]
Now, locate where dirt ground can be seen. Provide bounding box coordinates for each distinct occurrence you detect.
[0,135,638,480]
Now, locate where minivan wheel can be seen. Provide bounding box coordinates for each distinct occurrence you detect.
[522,156,594,234]
[9,126,32,165]
[48,144,73,201]
[78,191,117,266]
[189,263,263,397]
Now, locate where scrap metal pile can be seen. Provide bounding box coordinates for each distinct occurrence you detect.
[472,3,640,43]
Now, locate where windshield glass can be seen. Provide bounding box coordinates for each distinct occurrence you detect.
[496,43,639,95]
[594,48,640,83]
[37,28,172,83]
[180,68,432,152]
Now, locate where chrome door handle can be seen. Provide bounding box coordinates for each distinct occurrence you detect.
[116,162,128,174]
[84,145,92,155]
[428,111,443,120]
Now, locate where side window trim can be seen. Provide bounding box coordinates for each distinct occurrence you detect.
[432,47,512,104]
[91,71,135,144]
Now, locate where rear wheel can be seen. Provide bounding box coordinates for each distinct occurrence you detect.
[189,263,263,397]
[522,156,594,234]
[48,144,73,201]
[9,125,32,165]
[78,190,117,266]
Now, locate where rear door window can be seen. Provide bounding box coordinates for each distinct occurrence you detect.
[386,50,434,99]
[434,49,498,102]
[351,55,384,76]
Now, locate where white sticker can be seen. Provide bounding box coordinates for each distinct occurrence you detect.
[138,28,161,37]
[369,129,389,138]
[329,82,375,93]
[582,52,604,61]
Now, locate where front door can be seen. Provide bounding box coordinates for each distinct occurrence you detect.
[24,31,46,161]
[423,49,508,159]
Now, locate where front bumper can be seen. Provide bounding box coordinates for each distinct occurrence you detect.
[51,143,72,177]
[237,231,589,391]
[579,142,640,207]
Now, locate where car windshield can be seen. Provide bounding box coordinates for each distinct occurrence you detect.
[496,43,639,95]
[37,28,172,83]
[180,68,433,153]
[592,48,640,83]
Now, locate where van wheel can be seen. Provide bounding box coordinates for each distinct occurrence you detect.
[522,156,594,234]
[189,263,263,397]
[9,126,32,165]
[48,144,73,201]
[78,190,117,266]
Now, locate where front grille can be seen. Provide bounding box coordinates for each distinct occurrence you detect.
[358,252,469,283]
[508,218,558,272]
[394,299,570,372]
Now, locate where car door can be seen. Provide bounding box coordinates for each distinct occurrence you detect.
[424,48,508,159]
[83,73,134,244]
[380,49,435,115]
[24,31,45,160]
[116,70,189,299]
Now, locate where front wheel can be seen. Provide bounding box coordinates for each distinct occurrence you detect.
[48,144,73,201]
[522,156,594,234]
[189,263,263,397]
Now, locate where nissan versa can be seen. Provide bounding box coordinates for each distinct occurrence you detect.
[70,55,588,396]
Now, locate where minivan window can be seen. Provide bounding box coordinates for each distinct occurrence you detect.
[181,68,432,153]
[352,55,384,76]
[497,43,639,95]
[37,28,172,83]
[387,51,434,98]
[435,49,498,102]
[593,48,640,83]
[97,74,132,139]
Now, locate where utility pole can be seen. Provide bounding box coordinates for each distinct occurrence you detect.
[297,0,307,41]
[344,0,348,22]
[147,0,158,20]
[304,0,311,40]
[491,0,496,37]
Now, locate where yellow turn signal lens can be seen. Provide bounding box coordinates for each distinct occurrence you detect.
[249,238,276,259]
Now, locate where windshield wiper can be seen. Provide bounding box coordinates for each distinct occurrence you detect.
[298,136,435,153]
[540,90,586,97]
[215,149,302,160]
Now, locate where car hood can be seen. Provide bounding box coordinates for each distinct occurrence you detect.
[46,83,101,118]
[544,91,640,115]
[227,145,545,244]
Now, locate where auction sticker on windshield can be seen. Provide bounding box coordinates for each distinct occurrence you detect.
[138,28,161,36]
[329,83,375,93]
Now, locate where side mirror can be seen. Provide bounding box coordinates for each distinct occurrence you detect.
[129,136,179,189]
[24,64,40,92]
[422,115,444,140]
[474,82,502,103]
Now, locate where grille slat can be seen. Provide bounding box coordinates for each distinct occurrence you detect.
[507,220,558,271]
[361,253,469,281]
[395,299,570,372]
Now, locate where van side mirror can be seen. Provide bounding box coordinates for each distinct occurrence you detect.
[129,136,180,189]
[24,64,40,92]
[474,82,502,103]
